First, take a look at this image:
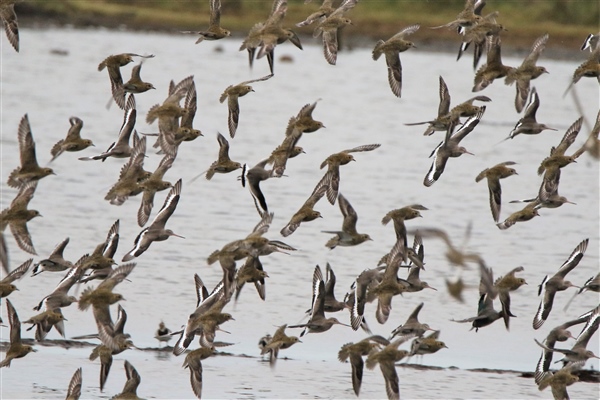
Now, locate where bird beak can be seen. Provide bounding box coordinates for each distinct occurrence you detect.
[171,233,185,239]
[465,151,475,156]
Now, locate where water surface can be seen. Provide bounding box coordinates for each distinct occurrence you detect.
[1,27,599,399]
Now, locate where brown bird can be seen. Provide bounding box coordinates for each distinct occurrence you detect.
[0,299,36,367]
[456,13,506,70]
[173,278,233,355]
[137,154,175,227]
[370,239,411,324]
[182,346,215,399]
[382,204,427,249]
[491,266,527,328]
[0,0,19,51]
[505,87,556,140]
[98,53,154,108]
[7,114,54,188]
[430,0,488,33]
[111,61,156,110]
[365,337,410,400]
[22,309,66,342]
[281,184,327,237]
[50,117,94,162]
[408,330,448,358]
[316,143,381,204]
[338,335,390,396]
[31,237,73,276]
[158,80,203,156]
[372,24,420,97]
[424,107,484,186]
[104,136,148,206]
[313,0,358,65]
[452,260,510,331]
[496,202,540,230]
[534,307,597,385]
[537,117,583,177]
[260,324,301,367]
[203,133,242,181]
[534,305,600,369]
[322,193,372,249]
[235,255,269,302]
[574,109,600,159]
[475,161,518,222]
[65,367,82,400]
[79,95,139,161]
[123,179,184,261]
[533,238,588,329]
[389,302,433,339]
[112,360,142,400]
[472,35,514,92]
[185,0,231,44]
[537,365,579,400]
[0,259,32,299]
[296,0,336,28]
[219,74,273,138]
[1,182,40,257]
[289,270,351,336]
[147,76,194,150]
[505,33,549,112]
[564,45,600,96]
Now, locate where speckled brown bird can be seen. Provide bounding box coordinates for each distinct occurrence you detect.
[1,182,40,257]
[323,193,372,249]
[505,33,549,112]
[338,335,390,396]
[0,259,32,299]
[7,114,54,189]
[316,143,381,204]
[112,360,142,400]
[185,0,231,44]
[137,154,175,227]
[1,0,19,52]
[260,324,301,367]
[50,117,94,162]
[365,337,410,400]
[533,239,588,329]
[475,161,518,222]
[424,107,484,186]
[98,53,154,108]
[472,35,514,92]
[203,133,242,181]
[372,24,420,97]
[219,74,273,138]
[182,346,215,399]
[281,184,327,237]
[313,0,358,65]
[0,299,37,368]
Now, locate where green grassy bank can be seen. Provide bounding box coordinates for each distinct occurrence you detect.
[17,0,600,50]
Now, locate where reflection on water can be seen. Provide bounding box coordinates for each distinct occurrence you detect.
[0,27,598,399]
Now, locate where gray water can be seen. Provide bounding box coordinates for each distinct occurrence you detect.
[1,27,599,399]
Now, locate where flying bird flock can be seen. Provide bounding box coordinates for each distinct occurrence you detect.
[1,0,599,399]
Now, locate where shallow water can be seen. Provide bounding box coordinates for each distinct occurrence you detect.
[0,27,599,399]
